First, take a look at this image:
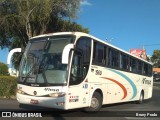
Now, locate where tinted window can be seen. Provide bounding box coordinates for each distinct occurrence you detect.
[148,65,153,76]
[137,60,143,74]
[76,37,91,79]
[143,63,149,75]
[130,57,137,73]
[70,53,83,85]
[108,48,119,68]
[120,53,129,70]
[76,37,91,64]
[93,42,106,65]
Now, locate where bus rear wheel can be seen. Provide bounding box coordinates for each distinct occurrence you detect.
[84,92,102,112]
[136,91,144,104]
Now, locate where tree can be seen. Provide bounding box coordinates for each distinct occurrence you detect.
[0,0,89,69]
[151,50,160,68]
[0,62,9,75]
[47,18,89,33]
[0,0,83,39]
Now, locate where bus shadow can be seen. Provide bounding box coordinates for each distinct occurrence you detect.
[19,104,84,117]
[18,99,152,117]
[101,101,133,109]
[102,99,151,109]
[19,104,111,117]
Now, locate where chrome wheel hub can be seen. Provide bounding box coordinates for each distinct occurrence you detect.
[90,98,99,108]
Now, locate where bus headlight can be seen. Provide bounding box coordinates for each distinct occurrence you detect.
[49,92,66,97]
[17,89,25,95]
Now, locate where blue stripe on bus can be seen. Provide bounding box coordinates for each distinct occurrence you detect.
[106,68,137,100]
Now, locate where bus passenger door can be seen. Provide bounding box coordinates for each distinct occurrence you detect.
[66,50,90,109]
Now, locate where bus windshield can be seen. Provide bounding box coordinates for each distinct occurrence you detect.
[19,35,74,86]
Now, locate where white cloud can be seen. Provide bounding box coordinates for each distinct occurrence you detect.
[80,0,92,6]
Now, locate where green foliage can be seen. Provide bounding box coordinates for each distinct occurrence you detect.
[0,0,88,69]
[151,50,160,68]
[0,62,9,75]
[0,76,17,98]
[47,18,89,33]
[0,0,84,42]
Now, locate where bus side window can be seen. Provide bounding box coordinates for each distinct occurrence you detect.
[108,48,112,66]
[70,52,83,85]
[70,37,91,86]
[148,65,153,76]
[143,63,149,75]
[93,42,106,65]
[137,60,143,74]
[120,53,129,70]
[76,37,91,79]
[108,48,119,68]
[130,57,137,73]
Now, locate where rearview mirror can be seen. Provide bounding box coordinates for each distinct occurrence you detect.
[62,44,74,64]
[7,48,21,65]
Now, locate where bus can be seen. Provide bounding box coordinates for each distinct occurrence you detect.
[15,32,153,112]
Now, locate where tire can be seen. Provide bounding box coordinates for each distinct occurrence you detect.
[19,103,24,108]
[136,91,144,104]
[84,92,102,112]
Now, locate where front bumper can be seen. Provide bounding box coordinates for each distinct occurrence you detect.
[17,93,66,110]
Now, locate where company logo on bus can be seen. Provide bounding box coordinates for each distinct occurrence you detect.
[44,88,59,92]
[142,78,151,85]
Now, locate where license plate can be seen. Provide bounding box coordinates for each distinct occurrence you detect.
[30,99,39,104]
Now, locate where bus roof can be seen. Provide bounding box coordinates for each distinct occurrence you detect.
[31,32,152,65]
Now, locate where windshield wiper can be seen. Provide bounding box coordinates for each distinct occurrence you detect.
[22,39,50,84]
[22,52,39,83]
[37,40,51,84]
[23,63,38,83]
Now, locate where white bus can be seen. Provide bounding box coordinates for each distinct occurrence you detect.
[16,32,153,112]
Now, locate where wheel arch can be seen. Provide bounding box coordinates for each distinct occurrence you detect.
[85,88,103,112]
[90,88,103,105]
[95,89,103,100]
[136,88,145,104]
[141,89,144,98]
[139,88,144,98]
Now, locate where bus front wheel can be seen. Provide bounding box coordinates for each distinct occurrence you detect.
[84,92,102,112]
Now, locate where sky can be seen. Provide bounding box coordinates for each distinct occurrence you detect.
[0,0,160,64]
[77,0,160,54]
